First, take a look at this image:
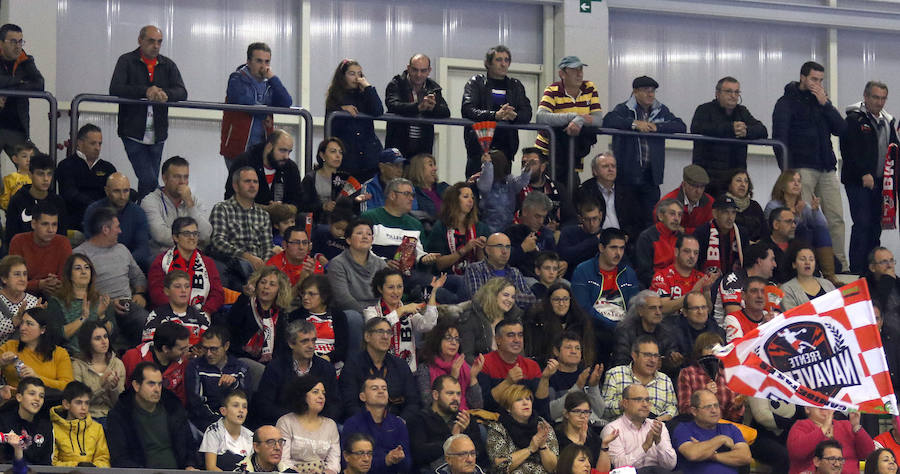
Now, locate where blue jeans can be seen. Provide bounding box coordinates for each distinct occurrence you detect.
[846,181,883,274]
[122,138,165,200]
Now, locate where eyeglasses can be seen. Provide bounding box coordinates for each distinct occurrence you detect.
[821,457,845,464]
[178,231,200,238]
[301,291,320,298]
[201,345,222,353]
[443,335,461,343]
[696,403,720,411]
[568,408,591,416]
[261,438,287,448]
[447,451,477,458]
[637,352,661,359]
[626,397,651,403]
[487,244,512,250]
[876,259,896,266]
[393,191,415,198]
[551,297,570,303]
[687,304,708,311]
[368,329,392,336]
[287,240,310,246]
[349,450,374,457]
[5,39,24,46]
[717,88,741,96]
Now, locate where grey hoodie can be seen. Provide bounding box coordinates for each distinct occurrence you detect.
[327,249,387,312]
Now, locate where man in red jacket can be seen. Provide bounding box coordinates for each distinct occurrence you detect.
[659,164,714,234]
[122,322,190,405]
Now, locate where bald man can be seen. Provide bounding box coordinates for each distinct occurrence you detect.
[110,25,188,200]
[83,172,151,271]
[463,232,536,308]
[384,53,450,158]
[235,425,294,472]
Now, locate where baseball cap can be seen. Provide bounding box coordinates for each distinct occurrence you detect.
[378,148,405,165]
[558,56,588,69]
[713,195,739,210]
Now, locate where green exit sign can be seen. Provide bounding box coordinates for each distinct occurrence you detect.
[580,0,600,13]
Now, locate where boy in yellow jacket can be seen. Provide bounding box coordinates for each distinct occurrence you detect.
[50,381,110,467]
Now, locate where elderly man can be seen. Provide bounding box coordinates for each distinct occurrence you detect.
[209,166,276,288]
[464,232,536,308]
[435,434,486,474]
[236,425,294,472]
[142,155,212,256]
[773,61,848,270]
[109,25,187,200]
[603,75,686,225]
[0,23,44,159]
[56,123,117,231]
[635,198,683,287]
[651,234,714,317]
[343,432,375,474]
[226,128,302,208]
[611,291,665,366]
[601,335,677,422]
[534,55,603,188]
[362,148,413,212]
[578,151,645,235]
[671,389,752,474]
[83,172,151,270]
[517,147,569,227]
[840,81,900,274]
[867,247,900,331]
[602,383,677,471]
[505,191,562,279]
[659,164,714,234]
[220,42,293,168]
[342,375,413,474]
[407,375,484,472]
[385,53,450,158]
[691,76,768,197]
[461,45,533,176]
[694,195,749,278]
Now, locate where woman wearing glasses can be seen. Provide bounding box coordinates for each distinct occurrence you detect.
[277,275,348,372]
[276,375,340,474]
[524,283,595,367]
[780,242,835,310]
[148,216,224,315]
[415,318,484,409]
[554,392,615,470]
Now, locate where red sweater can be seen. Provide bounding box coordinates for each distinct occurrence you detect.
[659,187,714,234]
[786,418,874,474]
[8,232,72,294]
[147,251,225,314]
[122,342,187,405]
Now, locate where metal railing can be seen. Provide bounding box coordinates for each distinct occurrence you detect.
[564,127,789,199]
[69,94,315,172]
[324,110,558,170]
[0,89,58,163]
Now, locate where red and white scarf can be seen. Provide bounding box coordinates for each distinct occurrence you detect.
[703,223,743,275]
[446,226,478,275]
[882,143,898,229]
[380,299,416,370]
[161,247,210,309]
[244,297,278,360]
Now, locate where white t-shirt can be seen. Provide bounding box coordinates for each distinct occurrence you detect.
[199,418,253,457]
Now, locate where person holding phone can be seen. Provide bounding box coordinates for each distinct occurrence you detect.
[384,53,450,159]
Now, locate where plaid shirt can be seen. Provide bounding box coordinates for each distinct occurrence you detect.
[676,363,744,422]
[464,260,536,309]
[209,197,274,261]
[601,363,677,421]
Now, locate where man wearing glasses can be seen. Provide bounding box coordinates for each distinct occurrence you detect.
[435,434,486,474]
[867,247,900,332]
[185,326,249,431]
[690,76,767,197]
[266,226,326,286]
[0,23,44,161]
[672,388,751,474]
[237,425,293,472]
[343,432,375,474]
[811,440,847,474]
[464,232,536,308]
[659,292,724,377]
[601,383,676,471]
[601,335,677,423]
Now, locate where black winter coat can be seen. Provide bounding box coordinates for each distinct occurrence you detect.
[109,48,187,142]
[690,100,767,171]
[0,51,44,136]
[839,104,900,185]
[772,81,846,170]
[461,74,532,168]
[384,72,450,158]
[106,388,198,468]
[225,142,303,207]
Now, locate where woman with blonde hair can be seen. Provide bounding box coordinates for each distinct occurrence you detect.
[226,266,294,392]
[487,383,559,474]
[456,277,522,362]
[406,153,449,222]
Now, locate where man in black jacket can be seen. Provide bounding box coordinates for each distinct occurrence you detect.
[0,23,44,160]
[461,45,532,177]
[384,53,450,159]
[839,81,900,274]
[690,76,768,197]
[407,375,484,472]
[106,361,198,469]
[772,61,848,270]
[55,124,116,232]
[225,129,302,208]
[109,25,187,200]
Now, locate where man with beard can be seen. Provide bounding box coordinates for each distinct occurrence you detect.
[407,375,484,471]
[225,128,302,209]
[651,234,714,317]
[384,53,450,159]
[601,383,677,471]
[601,335,677,422]
[694,195,748,278]
[341,375,412,474]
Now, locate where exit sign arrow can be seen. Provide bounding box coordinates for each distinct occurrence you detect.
[580,0,592,12]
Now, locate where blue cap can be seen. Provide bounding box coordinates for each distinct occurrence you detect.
[378,148,405,165]
[558,55,588,69]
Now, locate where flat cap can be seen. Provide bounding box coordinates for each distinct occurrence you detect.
[683,164,710,186]
[632,75,659,89]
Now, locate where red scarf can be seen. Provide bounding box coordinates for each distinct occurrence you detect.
[244,299,278,360]
[380,299,416,369]
[429,354,472,410]
[883,143,898,229]
[703,222,743,275]
[447,225,478,275]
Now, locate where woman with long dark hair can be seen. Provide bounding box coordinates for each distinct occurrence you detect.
[71,321,124,423]
[276,375,340,473]
[780,241,836,310]
[524,283,595,366]
[725,169,765,242]
[416,318,484,409]
[0,307,72,390]
[427,182,489,275]
[325,59,384,182]
[865,448,898,474]
[48,253,112,353]
[300,137,367,223]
